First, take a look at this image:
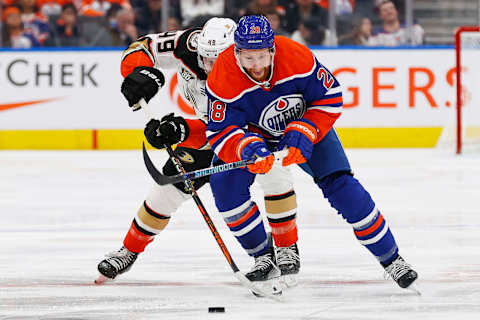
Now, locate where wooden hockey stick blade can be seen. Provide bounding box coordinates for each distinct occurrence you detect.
[234,272,283,302]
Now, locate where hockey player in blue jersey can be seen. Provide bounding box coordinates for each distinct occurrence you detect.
[205,15,418,289]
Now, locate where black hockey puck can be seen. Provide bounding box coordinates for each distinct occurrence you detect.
[208,307,225,313]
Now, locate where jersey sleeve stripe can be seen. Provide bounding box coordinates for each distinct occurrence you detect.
[207,125,240,147]
[311,96,343,106]
[309,106,343,114]
[207,127,244,158]
[324,85,342,96]
[213,132,243,159]
[303,109,341,142]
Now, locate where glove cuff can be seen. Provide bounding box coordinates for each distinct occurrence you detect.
[285,119,319,143]
[236,134,264,160]
[132,66,165,89]
[176,117,190,143]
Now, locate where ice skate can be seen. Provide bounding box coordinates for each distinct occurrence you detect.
[245,239,282,297]
[95,246,138,284]
[245,245,280,282]
[383,255,418,291]
[276,243,300,287]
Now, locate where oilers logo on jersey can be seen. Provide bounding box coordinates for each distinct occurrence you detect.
[259,94,306,135]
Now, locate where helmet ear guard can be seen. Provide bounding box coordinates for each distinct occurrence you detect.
[197,17,237,59]
[234,15,275,50]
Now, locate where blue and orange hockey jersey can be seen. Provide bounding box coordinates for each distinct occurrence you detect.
[205,36,343,164]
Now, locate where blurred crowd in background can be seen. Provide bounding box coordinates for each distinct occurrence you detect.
[0,0,427,48]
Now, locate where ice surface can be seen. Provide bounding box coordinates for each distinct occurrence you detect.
[0,149,479,319]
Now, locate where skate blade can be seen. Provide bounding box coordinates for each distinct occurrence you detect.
[94,274,113,285]
[234,272,283,301]
[279,274,298,288]
[406,283,421,296]
[251,278,283,298]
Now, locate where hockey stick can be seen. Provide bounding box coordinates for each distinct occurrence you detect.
[139,99,282,300]
[142,146,253,186]
[143,146,288,186]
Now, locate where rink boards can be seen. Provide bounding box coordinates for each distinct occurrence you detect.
[0,46,475,149]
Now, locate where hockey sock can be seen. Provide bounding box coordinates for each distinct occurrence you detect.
[317,172,398,264]
[265,190,298,247]
[123,201,170,253]
[222,201,270,257]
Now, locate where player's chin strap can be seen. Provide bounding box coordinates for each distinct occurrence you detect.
[139,98,283,301]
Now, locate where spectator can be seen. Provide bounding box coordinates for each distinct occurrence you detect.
[179,0,224,27]
[1,5,41,47]
[245,0,283,16]
[1,0,15,7]
[37,0,66,17]
[338,16,373,45]
[134,0,181,35]
[281,0,328,34]
[291,17,326,45]
[18,0,50,44]
[354,0,380,23]
[224,0,248,20]
[374,0,404,19]
[45,2,85,47]
[107,5,137,45]
[317,0,354,16]
[370,0,423,46]
[79,0,131,17]
[167,16,181,30]
[82,3,137,47]
[265,9,288,36]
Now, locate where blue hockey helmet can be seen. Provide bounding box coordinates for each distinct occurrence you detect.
[234,15,274,50]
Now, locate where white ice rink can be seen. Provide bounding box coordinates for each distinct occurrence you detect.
[1,149,479,319]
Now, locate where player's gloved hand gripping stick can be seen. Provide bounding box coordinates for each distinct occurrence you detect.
[139,99,283,300]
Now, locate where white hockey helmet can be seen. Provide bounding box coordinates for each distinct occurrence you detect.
[197,17,237,58]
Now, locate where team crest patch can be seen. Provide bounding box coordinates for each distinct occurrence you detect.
[259,94,306,135]
[177,151,195,164]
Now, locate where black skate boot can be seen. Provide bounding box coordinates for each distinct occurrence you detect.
[96,246,138,282]
[383,255,418,289]
[245,238,282,297]
[245,242,280,282]
[276,243,300,276]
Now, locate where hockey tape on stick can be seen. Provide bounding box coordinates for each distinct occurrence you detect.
[139,98,157,120]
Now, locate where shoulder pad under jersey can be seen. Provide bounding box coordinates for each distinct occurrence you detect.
[174,28,207,81]
[273,36,316,80]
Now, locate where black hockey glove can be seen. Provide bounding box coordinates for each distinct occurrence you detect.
[144,113,190,149]
[121,66,165,111]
